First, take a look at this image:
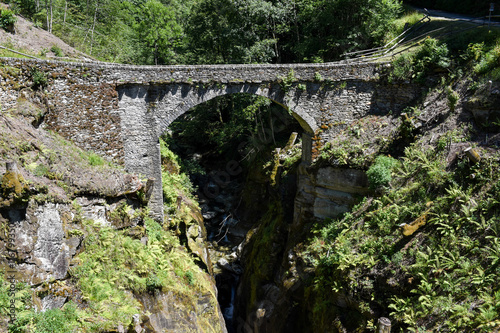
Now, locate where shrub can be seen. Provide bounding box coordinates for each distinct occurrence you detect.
[50,45,64,57]
[88,152,104,166]
[464,42,485,63]
[0,8,17,31]
[390,53,414,82]
[413,38,450,79]
[29,308,75,333]
[474,43,500,76]
[159,139,195,205]
[30,67,47,89]
[390,38,450,82]
[366,155,399,190]
[78,151,105,166]
[279,69,297,93]
[446,86,459,111]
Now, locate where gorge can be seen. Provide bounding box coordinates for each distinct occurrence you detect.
[0,57,420,332]
[1,36,500,332]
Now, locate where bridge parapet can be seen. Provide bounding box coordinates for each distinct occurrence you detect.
[0,57,387,84]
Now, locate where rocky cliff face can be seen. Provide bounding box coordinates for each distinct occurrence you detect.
[0,90,226,332]
[464,81,500,131]
[233,155,370,332]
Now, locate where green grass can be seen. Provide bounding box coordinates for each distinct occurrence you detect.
[50,45,64,57]
[385,9,425,44]
[160,139,196,207]
[0,48,29,58]
[78,151,106,166]
[9,303,81,333]
[0,272,85,333]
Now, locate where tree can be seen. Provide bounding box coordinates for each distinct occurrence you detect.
[134,0,183,65]
[186,0,238,64]
[293,0,402,62]
[187,0,294,64]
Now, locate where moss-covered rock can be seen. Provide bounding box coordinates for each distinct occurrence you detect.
[0,170,28,207]
[1,170,24,195]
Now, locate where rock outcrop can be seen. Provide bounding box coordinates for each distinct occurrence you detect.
[234,159,370,333]
[0,104,226,332]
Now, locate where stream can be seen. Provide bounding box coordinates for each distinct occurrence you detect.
[194,171,253,333]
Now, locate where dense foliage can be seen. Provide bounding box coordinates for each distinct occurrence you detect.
[307,142,500,332]
[0,7,16,31]
[165,93,301,179]
[366,155,400,190]
[3,0,402,64]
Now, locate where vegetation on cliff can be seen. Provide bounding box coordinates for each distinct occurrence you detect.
[2,216,217,332]
[300,12,500,332]
[0,93,220,331]
[307,142,500,331]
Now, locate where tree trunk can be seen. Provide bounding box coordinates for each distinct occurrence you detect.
[293,1,299,43]
[283,132,298,151]
[63,0,68,24]
[269,109,276,145]
[49,0,53,33]
[45,0,49,31]
[90,0,99,55]
[154,43,158,65]
[271,17,280,63]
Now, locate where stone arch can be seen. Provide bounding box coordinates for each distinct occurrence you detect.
[118,82,319,222]
[153,83,317,140]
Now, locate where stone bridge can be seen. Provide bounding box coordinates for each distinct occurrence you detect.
[0,58,421,220]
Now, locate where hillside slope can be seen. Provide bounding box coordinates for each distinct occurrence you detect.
[0,3,91,60]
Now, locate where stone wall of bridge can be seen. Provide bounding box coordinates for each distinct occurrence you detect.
[0,58,407,162]
[0,58,125,161]
[0,57,423,220]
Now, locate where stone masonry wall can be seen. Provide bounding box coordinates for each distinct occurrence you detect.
[0,57,422,219]
[1,57,385,83]
[0,58,124,161]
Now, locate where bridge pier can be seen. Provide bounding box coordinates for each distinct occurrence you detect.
[119,85,165,222]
